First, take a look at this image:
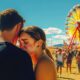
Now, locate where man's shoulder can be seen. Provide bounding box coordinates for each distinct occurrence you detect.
[5,42,30,58]
[6,42,24,51]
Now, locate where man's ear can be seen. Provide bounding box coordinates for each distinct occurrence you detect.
[11,22,22,35]
[16,22,22,33]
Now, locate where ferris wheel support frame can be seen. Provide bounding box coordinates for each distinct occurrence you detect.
[68,22,80,49]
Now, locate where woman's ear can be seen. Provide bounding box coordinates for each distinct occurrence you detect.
[37,39,43,47]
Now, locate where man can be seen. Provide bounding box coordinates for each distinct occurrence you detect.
[0,9,35,80]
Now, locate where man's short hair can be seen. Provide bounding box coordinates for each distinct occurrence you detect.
[0,9,24,31]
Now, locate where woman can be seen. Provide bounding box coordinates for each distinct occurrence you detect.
[18,26,56,80]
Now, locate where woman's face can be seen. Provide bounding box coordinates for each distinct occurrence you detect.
[19,32,38,54]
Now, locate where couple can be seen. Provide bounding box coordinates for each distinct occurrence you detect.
[0,9,56,80]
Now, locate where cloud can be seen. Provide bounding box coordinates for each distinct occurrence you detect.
[43,27,62,34]
[43,27,69,46]
[46,38,52,41]
[46,37,64,46]
[53,35,69,40]
[53,40,63,45]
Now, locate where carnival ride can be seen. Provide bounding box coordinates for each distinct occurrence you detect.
[66,4,80,49]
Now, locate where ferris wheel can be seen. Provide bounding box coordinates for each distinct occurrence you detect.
[66,4,80,49]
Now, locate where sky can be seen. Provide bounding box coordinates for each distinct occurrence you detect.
[0,0,80,46]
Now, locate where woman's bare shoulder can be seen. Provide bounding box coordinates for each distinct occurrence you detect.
[38,54,54,65]
[35,55,57,80]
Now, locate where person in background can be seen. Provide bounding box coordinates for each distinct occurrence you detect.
[0,9,35,80]
[56,49,63,75]
[18,26,57,80]
[76,51,80,73]
[62,49,67,67]
[66,49,73,73]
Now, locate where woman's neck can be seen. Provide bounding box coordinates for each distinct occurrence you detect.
[36,48,43,58]
[0,33,5,43]
[30,53,38,70]
[30,50,43,69]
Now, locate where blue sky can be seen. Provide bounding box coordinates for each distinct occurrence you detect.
[0,0,80,46]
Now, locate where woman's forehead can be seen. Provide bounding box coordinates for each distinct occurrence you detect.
[20,32,31,38]
[20,33,36,43]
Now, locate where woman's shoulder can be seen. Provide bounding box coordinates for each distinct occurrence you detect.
[39,54,54,64]
[35,54,55,72]
[35,54,57,80]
